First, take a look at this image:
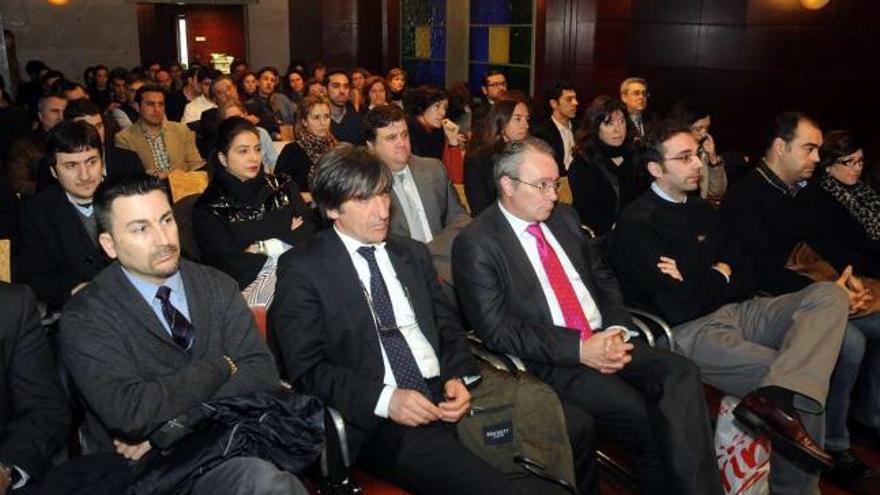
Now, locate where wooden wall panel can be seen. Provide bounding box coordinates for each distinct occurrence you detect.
[185,5,245,67]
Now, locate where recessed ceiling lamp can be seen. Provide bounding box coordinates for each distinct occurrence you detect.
[801,0,830,10]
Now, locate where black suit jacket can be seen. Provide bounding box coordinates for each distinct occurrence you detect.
[16,184,109,309]
[533,119,570,177]
[0,283,69,483]
[269,229,476,433]
[452,203,632,370]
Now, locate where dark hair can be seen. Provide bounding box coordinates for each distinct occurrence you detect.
[363,104,407,143]
[668,98,709,127]
[94,65,109,75]
[283,67,305,94]
[483,69,506,87]
[232,59,248,70]
[51,79,87,98]
[45,120,104,170]
[94,175,168,234]
[311,145,392,219]
[135,83,166,104]
[63,98,101,119]
[185,66,211,83]
[305,78,325,93]
[323,68,350,86]
[40,70,64,88]
[446,82,472,123]
[362,76,390,107]
[819,130,864,170]
[573,95,629,160]
[256,66,279,80]
[109,67,129,83]
[352,68,371,80]
[468,97,527,155]
[405,85,448,118]
[236,71,257,95]
[26,60,47,77]
[546,81,575,103]
[764,111,820,151]
[639,119,693,169]
[214,116,260,158]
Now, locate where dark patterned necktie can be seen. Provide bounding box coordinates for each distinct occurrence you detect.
[357,246,431,397]
[155,286,195,351]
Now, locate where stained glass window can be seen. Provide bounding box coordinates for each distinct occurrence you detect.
[469,0,533,95]
[402,0,447,86]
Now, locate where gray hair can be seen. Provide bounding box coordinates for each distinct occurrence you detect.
[620,77,647,96]
[493,137,555,186]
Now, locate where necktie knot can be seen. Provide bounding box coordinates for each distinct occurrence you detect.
[357,245,377,263]
[526,222,545,242]
[155,285,171,302]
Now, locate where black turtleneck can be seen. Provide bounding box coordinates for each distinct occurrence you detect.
[605,188,755,325]
[192,168,316,288]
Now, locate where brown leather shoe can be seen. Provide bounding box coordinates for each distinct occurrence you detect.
[733,391,834,472]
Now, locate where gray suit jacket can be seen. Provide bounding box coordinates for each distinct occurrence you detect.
[60,259,280,453]
[390,155,471,281]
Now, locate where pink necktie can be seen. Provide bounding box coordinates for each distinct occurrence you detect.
[526,223,593,340]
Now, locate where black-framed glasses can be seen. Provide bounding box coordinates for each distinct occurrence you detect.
[837,157,865,169]
[509,176,562,194]
[360,282,420,334]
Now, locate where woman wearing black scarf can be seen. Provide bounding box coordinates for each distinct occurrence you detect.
[568,95,647,236]
[193,117,315,306]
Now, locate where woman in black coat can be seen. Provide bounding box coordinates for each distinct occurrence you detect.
[568,95,647,236]
[193,117,315,306]
[274,94,337,193]
[464,97,530,216]
[815,130,880,277]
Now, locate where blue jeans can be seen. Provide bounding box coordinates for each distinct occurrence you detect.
[825,312,880,450]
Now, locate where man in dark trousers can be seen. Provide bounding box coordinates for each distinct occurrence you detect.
[606,120,850,494]
[59,175,306,494]
[452,137,722,495]
[269,146,518,494]
[0,282,70,493]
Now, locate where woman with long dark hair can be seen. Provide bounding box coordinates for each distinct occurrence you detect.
[405,85,464,183]
[193,117,315,306]
[464,97,530,215]
[568,95,646,235]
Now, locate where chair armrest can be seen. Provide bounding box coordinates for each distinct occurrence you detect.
[321,406,351,476]
[627,308,675,350]
[626,316,656,347]
[467,331,526,372]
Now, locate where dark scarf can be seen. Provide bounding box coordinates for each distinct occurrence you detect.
[819,174,880,241]
[294,122,337,164]
[208,167,294,223]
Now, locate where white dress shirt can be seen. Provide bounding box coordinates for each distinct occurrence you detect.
[498,203,604,330]
[335,227,440,418]
[552,115,575,170]
[392,166,434,243]
[182,95,217,124]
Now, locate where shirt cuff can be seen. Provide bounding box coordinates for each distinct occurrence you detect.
[373,385,396,418]
[711,266,731,283]
[263,238,290,260]
[606,325,636,342]
[12,465,29,489]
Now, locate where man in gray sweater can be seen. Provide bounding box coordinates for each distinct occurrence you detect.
[60,175,305,495]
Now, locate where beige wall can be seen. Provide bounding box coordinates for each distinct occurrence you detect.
[1,0,290,84]
[2,0,139,82]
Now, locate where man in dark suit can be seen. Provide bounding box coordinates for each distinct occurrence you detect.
[0,283,69,493]
[34,98,144,191]
[269,146,517,494]
[452,137,722,495]
[533,81,579,177]
[365,105,471,282]
[17,120,112,310]
[59,175,305,494]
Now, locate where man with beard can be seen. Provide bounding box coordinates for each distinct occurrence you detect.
[533,81,579,176]
[17,120,108,310]
[326,69,365,145]
[57,174,305,494]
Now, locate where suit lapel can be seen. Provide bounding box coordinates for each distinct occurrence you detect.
[486,205,555,324]
[544,210,601,300]
[408,159,442,232]
[389,190,411,236]
[320,232,383,359]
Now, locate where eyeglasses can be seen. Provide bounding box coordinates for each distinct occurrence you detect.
[486,81,507,88]
[663,153,701,164]
[836,157,865,169]
[509,176,562,194]
[628,90,650,98]
[361,282,419,334]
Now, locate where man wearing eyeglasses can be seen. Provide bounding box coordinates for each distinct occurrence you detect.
[452,137,722,495]
[619,77,651,142]
[270,146,518,494]
[607,119,852,494]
